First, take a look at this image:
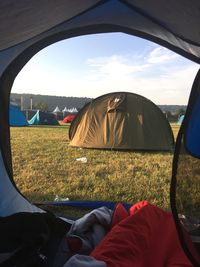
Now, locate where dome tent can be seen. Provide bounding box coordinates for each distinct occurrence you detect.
[0,1,200,266]
[69,92,174,151]
[63,114,76,123]
[28,110,59,125]
[9,104,28,126]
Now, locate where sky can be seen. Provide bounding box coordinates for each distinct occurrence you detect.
[12,32,200,105]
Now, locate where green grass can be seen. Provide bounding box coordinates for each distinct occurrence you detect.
[10,124,179,214]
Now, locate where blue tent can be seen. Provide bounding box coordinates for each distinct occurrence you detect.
[28,110,59,125]
[9,105,28,126]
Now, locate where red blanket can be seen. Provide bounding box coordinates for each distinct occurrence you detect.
[91,201,198,267]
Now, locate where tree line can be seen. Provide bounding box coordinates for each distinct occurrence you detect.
[11,93,186,117]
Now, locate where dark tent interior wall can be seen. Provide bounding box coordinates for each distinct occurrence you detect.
[0,1,200,266]
[69,92,174,151]
[170,69,200,265]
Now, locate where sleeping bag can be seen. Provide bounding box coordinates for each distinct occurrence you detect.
[90,201,198,267]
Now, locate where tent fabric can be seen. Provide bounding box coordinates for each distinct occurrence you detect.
[171,131,200,266]
[91,201,199,267]
[28,110,59,125]
[177,114,184,125]
[9,105,28,126]
[69,92,174,151]
[170,69,200,266]
[53,106,61,113]
[185,80,200,158]
[63,114,76,123]
[0,1,99,51]
[0,152,43,217]
[62,107,68,112]
[0,1,200,64]
[42,200,132,210]
[0,212,71,266]
[52,107,63,120]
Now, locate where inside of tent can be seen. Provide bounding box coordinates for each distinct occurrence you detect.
[1,1,200,266]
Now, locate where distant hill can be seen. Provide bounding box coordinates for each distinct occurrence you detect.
[11,93,187,114]
[157,105,187,114]
[11,93,92,111]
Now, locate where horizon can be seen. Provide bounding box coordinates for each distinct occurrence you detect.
[10,92,187,107]
[12,32,199,105]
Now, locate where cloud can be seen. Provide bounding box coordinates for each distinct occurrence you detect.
[12,44,199,105]
[146,47,180,64]
[86,47,183,82]
[81,52,199,104]
[87,55,150,78]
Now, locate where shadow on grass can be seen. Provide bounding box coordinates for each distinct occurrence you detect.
[29,125,69,129]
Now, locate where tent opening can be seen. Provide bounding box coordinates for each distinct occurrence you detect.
[9,32,197,217]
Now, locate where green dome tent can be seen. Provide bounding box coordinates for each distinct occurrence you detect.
[69,92,174,151]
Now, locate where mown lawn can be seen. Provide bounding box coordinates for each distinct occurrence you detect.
[10,124,179,213]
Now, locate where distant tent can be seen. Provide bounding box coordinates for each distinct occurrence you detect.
[63,114,76,123]
[62,107,68,113]
[52,106,60,113]
[67,107,78,113]
[62,107,70,118]
[69,92,174,151]
[22,109,37,120]
[177,114,184,125]
[62,107,78,119]
[28,110,59,125]
[9,105,28,126]
[63,107,78,113]
[52,106,63,120]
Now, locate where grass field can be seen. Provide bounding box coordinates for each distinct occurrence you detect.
[10,124,180,213]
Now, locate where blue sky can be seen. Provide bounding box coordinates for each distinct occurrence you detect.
[12,32,199,105]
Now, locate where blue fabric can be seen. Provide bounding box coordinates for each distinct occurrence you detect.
[9,105,28,126]
[46,200,132,210]
[185,96,200,157]
[177,115,184,125]
[28,110,59,125]
[28,110,40,125]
